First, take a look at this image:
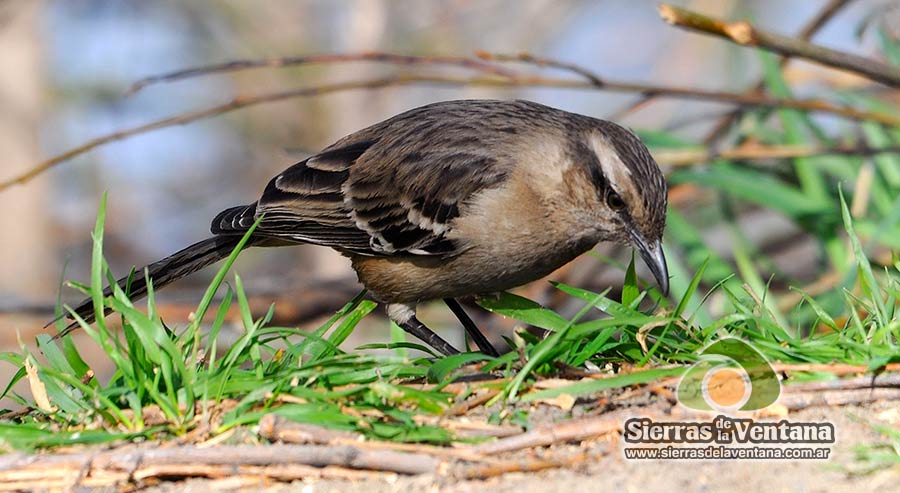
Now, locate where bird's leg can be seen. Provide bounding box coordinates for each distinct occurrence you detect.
[443,298,499,357]
[386,304,460,356]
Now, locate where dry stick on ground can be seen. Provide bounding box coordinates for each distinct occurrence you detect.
[258,414,362,445]
[258,414,484,461]
[0,445,440,486]
[5,375,900,490]
[4,63,900,191]
[702,0,855,144]
[779,388,900,410]
[470,407,657,455]
[785,373,900,392]
[659,4,900,88]
[772,362,900,375]
[454,453,592,481]
[446,387,502,416]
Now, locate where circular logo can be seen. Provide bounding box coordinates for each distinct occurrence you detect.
[676,338,781,412]
[703,367,750,409]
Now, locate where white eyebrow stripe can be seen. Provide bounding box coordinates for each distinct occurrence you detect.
[588,133,632,193]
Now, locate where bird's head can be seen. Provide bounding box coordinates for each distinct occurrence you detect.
[569,120,669,295]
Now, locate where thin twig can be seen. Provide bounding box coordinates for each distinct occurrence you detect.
[69,444,438,473]
[258,414,362,445]
[797,0,855,40]
[0,78,415,191]
[127,52,517,94]
[659,4,900,87]
[446,388,501,416]
[477,51,605,86]
[784,373,900,392]
[258,414,483,461]
[653,143,900,167]
[703,0,854,143]
[0,406,33,421]
[779,387,900,410]
[454,452,593,480]
[469,407,656,455]
[4,70,898,191]
[0,445,437,489]
[615,1,854,126]
[771,362,900,374]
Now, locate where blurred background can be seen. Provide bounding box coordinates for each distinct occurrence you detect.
[1,0,898,396]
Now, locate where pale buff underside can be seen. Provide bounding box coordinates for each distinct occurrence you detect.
[350,138,607,303]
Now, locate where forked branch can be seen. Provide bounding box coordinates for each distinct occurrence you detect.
[659,4,900,87]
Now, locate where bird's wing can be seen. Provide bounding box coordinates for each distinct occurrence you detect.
[212,103,516,256]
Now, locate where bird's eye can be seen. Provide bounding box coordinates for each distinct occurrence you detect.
[607,191,626,211]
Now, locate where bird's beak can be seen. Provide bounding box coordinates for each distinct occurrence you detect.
[630,233,669,296]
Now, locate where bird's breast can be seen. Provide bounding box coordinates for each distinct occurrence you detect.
[350,173,600,303]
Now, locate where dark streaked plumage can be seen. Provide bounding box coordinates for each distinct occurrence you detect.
[56,99,669,356]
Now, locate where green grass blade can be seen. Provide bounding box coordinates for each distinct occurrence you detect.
[477,292,570,331]
[523,367,684,402]
[840,190,888,327]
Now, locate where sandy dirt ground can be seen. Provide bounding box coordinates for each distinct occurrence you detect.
[106,400,898,493]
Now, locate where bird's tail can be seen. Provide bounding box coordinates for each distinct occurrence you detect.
[50,235,255,339]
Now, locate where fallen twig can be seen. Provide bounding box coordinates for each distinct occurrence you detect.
[469,407,658,455]
[454,452,592,480]
[779,387,900,410]
[107,444,440,474]
[416,378,507,394]
[258,414,483,461]
[0,444,440,490]
[784,373,900,392]
[445,388,501,416]
[771,363,900,375]
[258,414,362,444]
[659,4,900,87]
[441,420,523,439]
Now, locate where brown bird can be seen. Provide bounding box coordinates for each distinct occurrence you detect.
[57,99,669,356]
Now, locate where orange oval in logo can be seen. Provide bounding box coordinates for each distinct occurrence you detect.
[705,368,747,408]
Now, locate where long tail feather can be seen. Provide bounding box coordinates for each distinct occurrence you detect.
[50,235,254,338]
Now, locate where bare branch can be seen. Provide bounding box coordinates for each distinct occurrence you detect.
[784,373,900,392]
[654,143,900,167]
[659,3,900,87]
[0,444,440,489]
[4,64,899,191]
[0,77,419,192]
[796,0,855,39]
[622,1,854,126]
[470,407,646,455]
[779,387,900,410]
[257,414,483,461]
[477,51,605,86]
[127,52,517,94]
[704,0,855,143]
[770,362,900,374]
[455,452,591,480]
